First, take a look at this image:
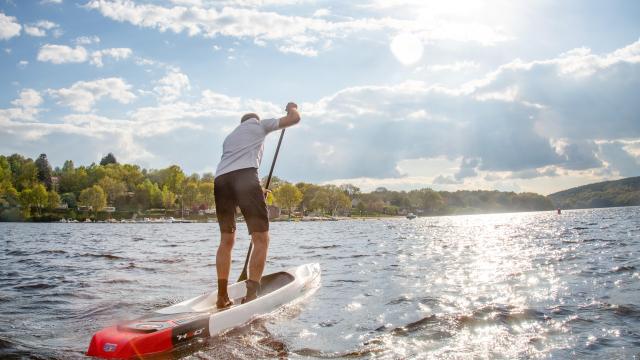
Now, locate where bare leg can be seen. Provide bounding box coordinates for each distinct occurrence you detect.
[216,232,235,280]
[216,232,235,308]
[248,231,270,282]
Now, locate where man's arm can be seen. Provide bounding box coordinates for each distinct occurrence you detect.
[278,102,301,128]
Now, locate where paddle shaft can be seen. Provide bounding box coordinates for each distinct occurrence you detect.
[237,128,286,282]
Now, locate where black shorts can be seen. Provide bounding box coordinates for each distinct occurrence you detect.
[214,168,269,234]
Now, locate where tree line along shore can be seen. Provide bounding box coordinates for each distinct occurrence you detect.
[0,152,561,223]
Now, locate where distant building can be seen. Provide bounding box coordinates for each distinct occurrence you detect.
[77,205,93,211]
[104,206,116,213]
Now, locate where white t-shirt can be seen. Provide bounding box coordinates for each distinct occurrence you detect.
[215,118,281,177]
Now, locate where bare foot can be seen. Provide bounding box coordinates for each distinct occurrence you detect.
[216,295,233,309]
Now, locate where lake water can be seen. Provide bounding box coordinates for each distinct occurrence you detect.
[1,207,639,359]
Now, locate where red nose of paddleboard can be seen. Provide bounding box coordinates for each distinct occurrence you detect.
[86,325,173,358]
[87,314,211,358]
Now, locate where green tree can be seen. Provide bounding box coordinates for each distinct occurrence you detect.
[161,185,176,211]
[366,198,385,214]
[325,185,352,216]
[32,184,48,215]
[119,164,145,191]
[9,154,38,191]
[47,191,61,210]
[0,181,19,207]
[135,179,162,210]
[183,181,199,209]
[19,188,34,217]
[0,156,11,184]
[296,182,321,214]
[310,188,329,214]
[419,189,444,214]
[274,183,303,218]
[165,165,186,194]
[164,165,185,215]
[340,184,361,199]
[58,166,89,195]
[98,176,127,205]
[199,182,215,209]
[201,172,215,182]
[79,185,107,218]
[61,192,77,208]
[35,153,53,190]
[100,153,117,166]
[62,160,74,173]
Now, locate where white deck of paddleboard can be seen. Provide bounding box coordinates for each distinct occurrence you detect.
[156,263,320,336]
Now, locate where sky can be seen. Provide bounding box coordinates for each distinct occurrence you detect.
[1,0,639,195]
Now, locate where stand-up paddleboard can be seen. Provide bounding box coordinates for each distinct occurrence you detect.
[86,263,320,359]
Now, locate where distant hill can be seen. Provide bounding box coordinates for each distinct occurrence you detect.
[549,176,640,209]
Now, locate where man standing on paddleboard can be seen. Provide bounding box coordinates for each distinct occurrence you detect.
[214,102,301,308]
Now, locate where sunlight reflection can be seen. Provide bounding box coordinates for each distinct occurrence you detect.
[386,212,564,357]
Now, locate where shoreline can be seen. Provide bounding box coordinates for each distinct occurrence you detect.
[3,206,638,224]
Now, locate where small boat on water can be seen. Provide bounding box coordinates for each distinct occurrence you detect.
[86,263,321,359]
[406,213,417,219]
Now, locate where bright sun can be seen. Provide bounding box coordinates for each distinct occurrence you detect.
[390,32,424,66]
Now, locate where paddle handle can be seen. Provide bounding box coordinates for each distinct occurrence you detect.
[237,128,286,282]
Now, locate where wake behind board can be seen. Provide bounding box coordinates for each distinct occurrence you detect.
[87,263,320,359]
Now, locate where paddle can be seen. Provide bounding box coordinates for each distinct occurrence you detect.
[237,128,286,282]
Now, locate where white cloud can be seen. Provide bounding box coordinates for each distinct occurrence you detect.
[153,70,191,102]
[90,47,132,67]
[41,0,63,4]
[0,12,21,40]
[75,35,100,45]
[85,0,512,57]
[169,0,202,5]
[17,60,28,68]
[428,61,480,72]
[277,44,317,57]
[37,43,131,67]
[35,20,58,30]
[312,8,330,17]
[0,89,43,122]
[270,39,640,184]
[24,25,45,37]
[24,20,59,37]
[48,78,136,112]
[37,44,88,64]
[12,89,43,108]
[3,38,639,193]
